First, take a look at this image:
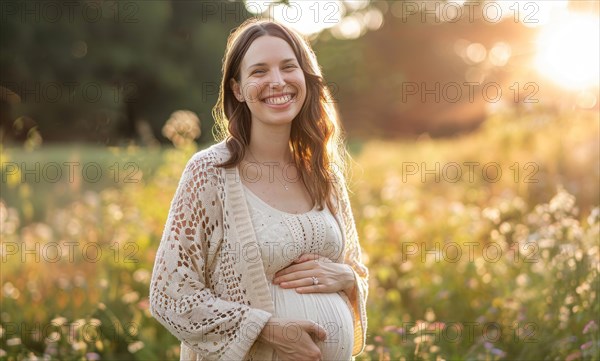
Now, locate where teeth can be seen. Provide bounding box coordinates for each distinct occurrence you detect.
[264,94,293,105]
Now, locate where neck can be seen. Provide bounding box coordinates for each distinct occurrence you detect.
[247,120,293,165]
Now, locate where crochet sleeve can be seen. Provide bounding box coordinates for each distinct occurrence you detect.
[149,152,272,360]
[335,174,369,357]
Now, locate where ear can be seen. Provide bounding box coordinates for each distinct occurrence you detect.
[230,78,245,102]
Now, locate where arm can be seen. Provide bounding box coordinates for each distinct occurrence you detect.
[149,153,272,360]
[335,175,369,357]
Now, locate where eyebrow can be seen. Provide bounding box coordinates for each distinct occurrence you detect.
[247,58,297,71]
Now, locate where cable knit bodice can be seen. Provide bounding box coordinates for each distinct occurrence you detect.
[242,182,344,277]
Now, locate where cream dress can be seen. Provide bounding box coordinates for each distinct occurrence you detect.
[242,183,355,361]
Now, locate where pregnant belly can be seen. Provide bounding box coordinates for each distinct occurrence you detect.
[268,283,354,361]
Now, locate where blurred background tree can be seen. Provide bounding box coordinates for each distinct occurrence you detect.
[3,0,597,146]
[1,0,246,145]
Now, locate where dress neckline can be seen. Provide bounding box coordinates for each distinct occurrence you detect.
[241,181,319,216]
[234,162,319,216]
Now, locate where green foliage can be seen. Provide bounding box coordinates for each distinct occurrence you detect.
[1,0,246,144]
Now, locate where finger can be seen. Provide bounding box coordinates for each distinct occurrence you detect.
[306,321,327,341]
[274,262,314,279]
[276,277,315,289]
[293,253,321,263]
[273,270,314,288]
[295,284,326,294]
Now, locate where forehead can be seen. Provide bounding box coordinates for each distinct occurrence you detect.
[241,36,297,68]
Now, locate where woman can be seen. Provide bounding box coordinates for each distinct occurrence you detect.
[149,18,368,361]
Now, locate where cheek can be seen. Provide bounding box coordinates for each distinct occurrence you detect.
[296,79,308,100]
[289,74,307,92]
[241,80,265,102]
[296,79,308,103]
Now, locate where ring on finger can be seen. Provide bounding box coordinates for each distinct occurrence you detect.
[311,276,319,285]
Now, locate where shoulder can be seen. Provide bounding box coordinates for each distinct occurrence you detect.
[182,140,230,185]
[187,140,230,171]
[189,140,228,165]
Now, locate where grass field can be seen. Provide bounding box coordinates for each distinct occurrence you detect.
[1,108,598,360]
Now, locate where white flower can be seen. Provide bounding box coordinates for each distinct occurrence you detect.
[127,341,144,353]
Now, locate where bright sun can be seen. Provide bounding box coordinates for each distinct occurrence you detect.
[535,11,600,90]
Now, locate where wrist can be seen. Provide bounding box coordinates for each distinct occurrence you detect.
[258,318,280,346]
[343,264,357,296]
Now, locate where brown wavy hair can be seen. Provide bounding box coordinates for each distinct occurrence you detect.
[212,18,350,214]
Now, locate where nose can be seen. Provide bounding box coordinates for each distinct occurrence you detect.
[269,68,285,88]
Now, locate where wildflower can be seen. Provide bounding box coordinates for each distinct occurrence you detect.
[499,222,512,234]
[383,325,395,332]
[410,321,428,333]
[6,337,21,346]
[428,322,445,332]
[72,341,86,351]
[516,274,528,287]
[587,207,599,225]
[133,269,151,284]
[383,325,405,335]
[86,352,101,360]
[50,317,68,327]
[413,335,432,344]
[122,291,140,304]
[162,110,201,148]
[491,348,506,357]
[580,341,593,350]
[3,282,17,298]
[583,320,598,334]
[425,308,436,322]
[127,341,144,353]
[549,188,576,215]
[538,238,555,248]
[44,343,57,356]
[74,275,86,288]
[107,204,123,221]
[137,298,150,311]
[483,207,501,224]
[45,332,60,343]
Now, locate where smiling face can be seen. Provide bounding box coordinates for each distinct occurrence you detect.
[230,36,307,129]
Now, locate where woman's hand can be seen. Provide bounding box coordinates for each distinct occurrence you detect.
[272,253,356,295]
[259,317,327,361]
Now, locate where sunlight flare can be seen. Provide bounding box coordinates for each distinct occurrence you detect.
[535,12,600,90]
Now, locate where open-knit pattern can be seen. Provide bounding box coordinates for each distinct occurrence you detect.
[149,140,368,360]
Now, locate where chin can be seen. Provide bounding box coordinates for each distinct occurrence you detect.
[261,113,300,126]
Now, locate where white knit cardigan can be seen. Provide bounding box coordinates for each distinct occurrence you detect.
[149,140,368,360]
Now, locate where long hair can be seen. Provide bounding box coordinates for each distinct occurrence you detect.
[212,18,350,214]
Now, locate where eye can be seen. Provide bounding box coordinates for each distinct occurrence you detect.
[252,69,265,75]
[284,64,298,70]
